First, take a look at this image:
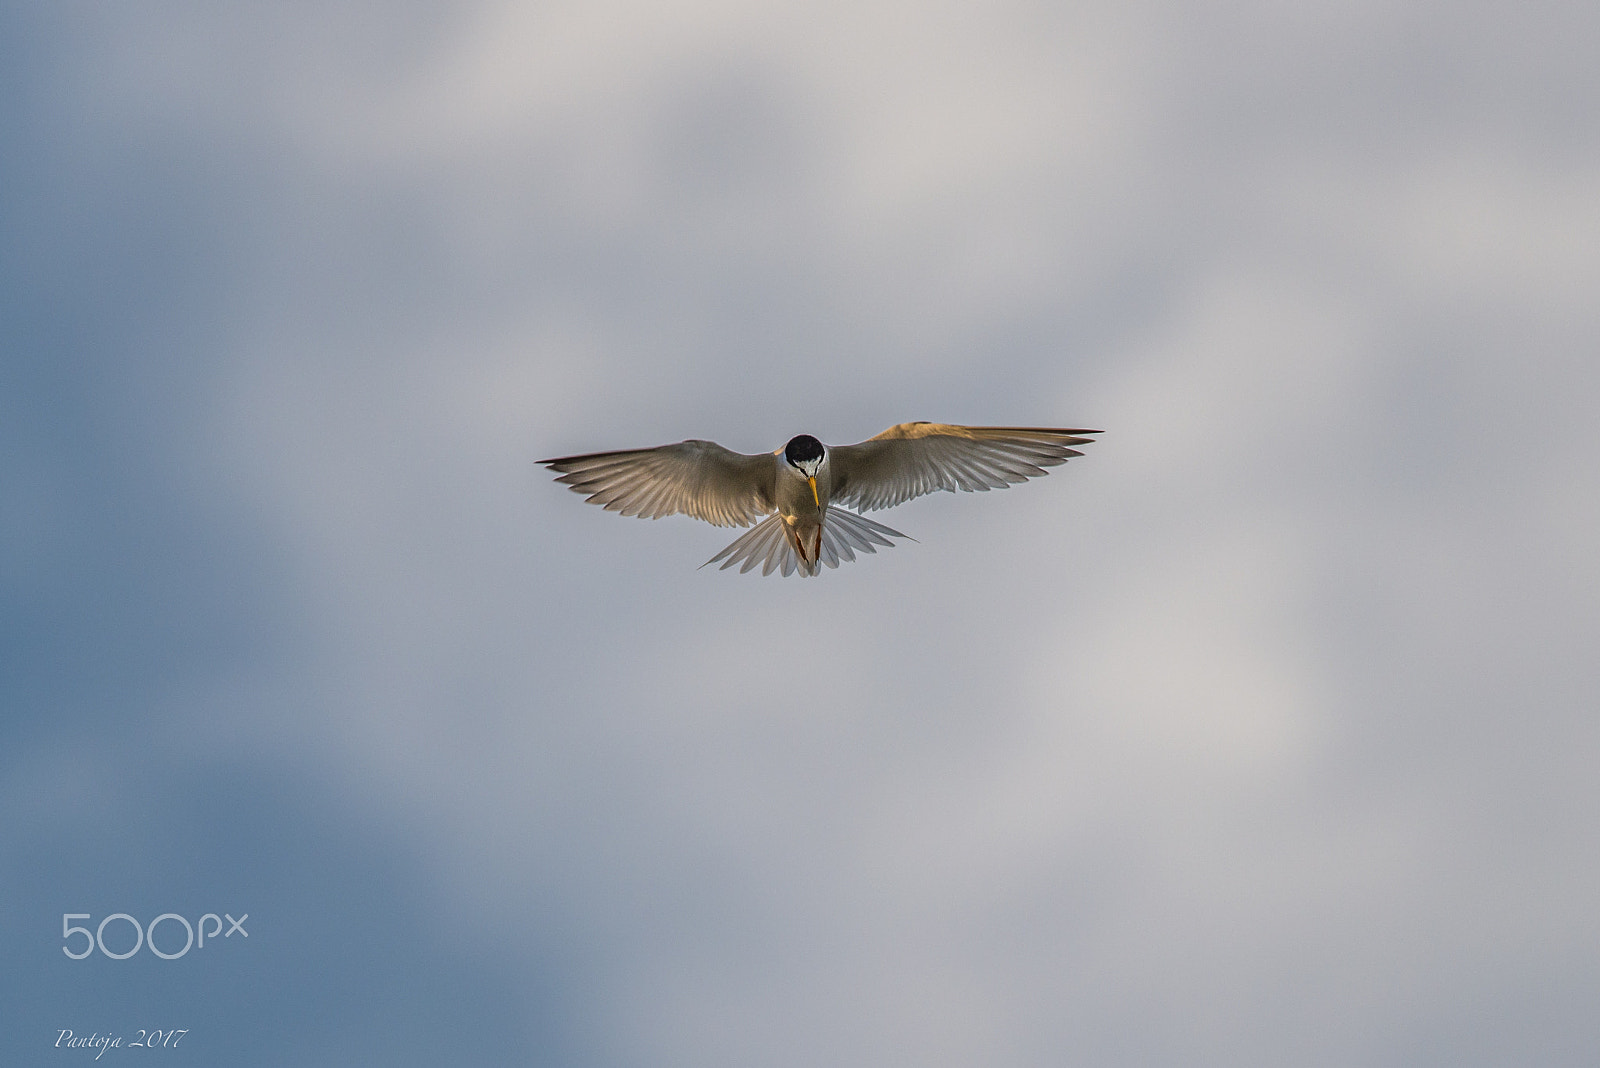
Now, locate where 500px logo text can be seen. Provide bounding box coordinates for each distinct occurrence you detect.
[62,912,248,960]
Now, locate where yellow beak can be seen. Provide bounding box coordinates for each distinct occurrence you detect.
[808,475,819,507]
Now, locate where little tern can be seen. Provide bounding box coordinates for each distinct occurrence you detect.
[541,422,1099,577]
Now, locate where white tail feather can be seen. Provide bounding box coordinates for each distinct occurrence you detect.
[701,508,912,577]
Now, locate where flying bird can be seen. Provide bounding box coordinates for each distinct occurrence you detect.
[541,422,1099,577]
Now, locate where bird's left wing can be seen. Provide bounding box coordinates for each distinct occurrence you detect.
[541,440,776,527]
[829,423,1099,512]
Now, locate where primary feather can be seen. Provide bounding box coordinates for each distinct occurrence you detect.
[542,439,774,527]
[828,424,1097,512]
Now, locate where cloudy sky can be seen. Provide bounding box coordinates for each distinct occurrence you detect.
[4,2,1598,1065]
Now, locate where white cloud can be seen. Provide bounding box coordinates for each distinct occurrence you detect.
[61,0,1600,1062]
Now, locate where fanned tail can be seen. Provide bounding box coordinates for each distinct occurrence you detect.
[816,507,914,574]
[701,508,913,577]
[701,514,790,575]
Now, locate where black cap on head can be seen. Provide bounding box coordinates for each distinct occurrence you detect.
[783,434,825,467]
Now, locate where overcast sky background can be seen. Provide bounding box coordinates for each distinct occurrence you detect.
[4,2,1599,1065]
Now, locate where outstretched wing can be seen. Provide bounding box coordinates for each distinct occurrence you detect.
[828,423,1099,512]
[541,440,776,527]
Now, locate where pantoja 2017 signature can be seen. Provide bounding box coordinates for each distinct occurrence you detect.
[55,1028,188,1059]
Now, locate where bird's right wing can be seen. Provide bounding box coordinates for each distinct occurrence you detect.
[828,423,1099,512]
[541,440,776,527]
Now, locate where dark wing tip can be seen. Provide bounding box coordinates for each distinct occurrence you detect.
[1007,427,1101,439]
[539,448,640,472]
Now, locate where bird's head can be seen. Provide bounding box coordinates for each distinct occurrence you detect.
[783,434,825,476]
[783,434,825,505]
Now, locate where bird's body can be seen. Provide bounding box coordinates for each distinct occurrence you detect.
[771,433,828,570]
[542,423,1098,576]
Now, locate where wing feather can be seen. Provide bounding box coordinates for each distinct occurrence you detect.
[541,440,775,527]
[829,423,1099,512]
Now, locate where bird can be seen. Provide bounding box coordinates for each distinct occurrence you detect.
[541,422,1099,577]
